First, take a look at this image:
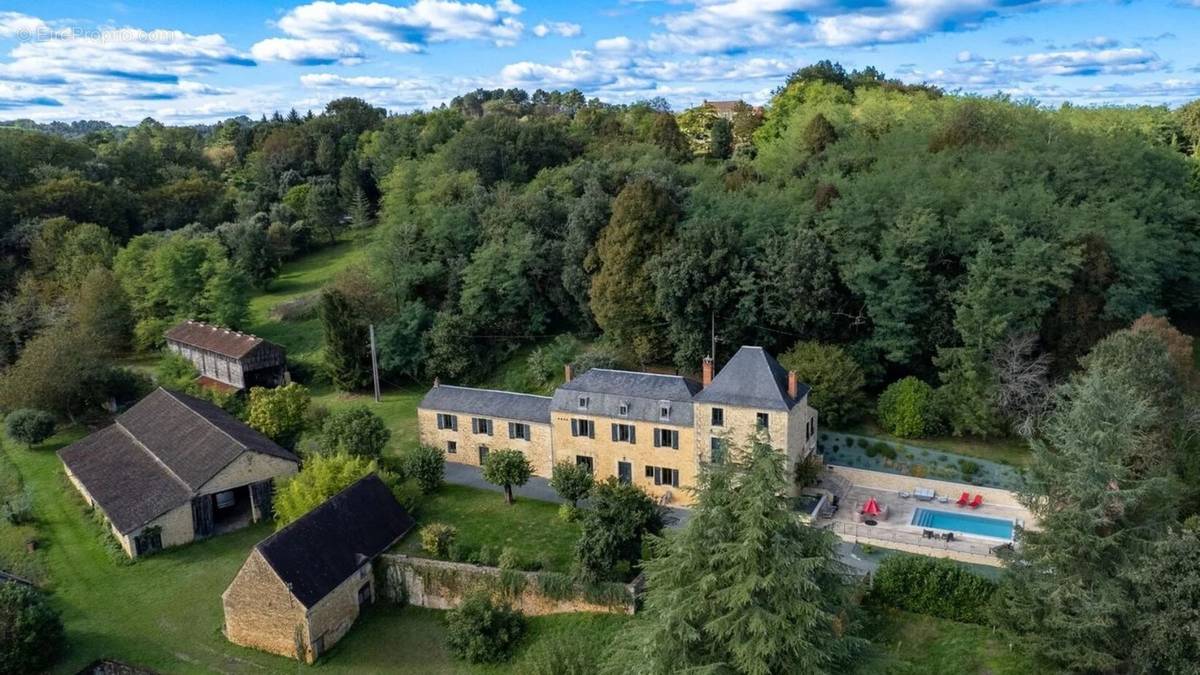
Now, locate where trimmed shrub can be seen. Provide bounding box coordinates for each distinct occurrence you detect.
[877,377,942,438]
[444,593,526,663]
[1,487,33,525]
[874,442,897,460]
[5,409,56,449]
[420,523,457,557]
[402,445,445,494]
[856,437,869,448]
[0,583,63,675]
[870,555,997,624]
[958,459,981,478]
[557,503,579,522]
[320,405,390,458]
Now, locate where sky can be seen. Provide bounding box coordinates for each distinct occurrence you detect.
[1,0,1199,124]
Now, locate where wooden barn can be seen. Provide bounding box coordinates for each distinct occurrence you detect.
[222,474,415,663]
[164,320,288,391]
[58,388,299,558]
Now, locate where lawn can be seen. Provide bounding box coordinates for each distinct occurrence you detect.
[396,484,581,573]
[861,608,1050,675]
[839,420,1032,468]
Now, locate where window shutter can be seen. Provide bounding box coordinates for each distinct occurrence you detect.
[653,429,660,447]
[450,416,457,431]
[629,426,636,444]
[645,466,654,478]
[653,467,662,485]
[571,419,578,436]
[611,424,618,442]
[672,432,679,450]
[588,421,595,439]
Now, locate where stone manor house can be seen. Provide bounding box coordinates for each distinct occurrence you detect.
[418,346,819,504]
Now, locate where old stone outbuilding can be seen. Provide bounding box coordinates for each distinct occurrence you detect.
[222,474,415,663]
[58,388,299,558]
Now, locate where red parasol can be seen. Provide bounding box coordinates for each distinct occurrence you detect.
[861,497,882,517]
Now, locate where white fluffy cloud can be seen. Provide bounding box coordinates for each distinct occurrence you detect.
[533,22,582,38]
[647,0,1068,54]
[252,0,527,63]
[906,47,1168,92]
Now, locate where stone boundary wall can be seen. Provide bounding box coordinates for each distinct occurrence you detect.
[826,464,1025,510]
[377,554,637,616]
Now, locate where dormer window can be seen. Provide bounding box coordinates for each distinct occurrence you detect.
[659,402,671,420]
[578,396,589,410]
[619,401,630,416]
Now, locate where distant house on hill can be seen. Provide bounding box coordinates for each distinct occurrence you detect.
[164,320,288,392]
[58,388,299,558]
[222,474,415,663]
[702,99,761,121]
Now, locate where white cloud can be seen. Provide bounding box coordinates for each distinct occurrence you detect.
[533,22,581,38]
[1073,36,1119,49]
[595,36,637,53]
[260,0,527,57]
[0,11,50,39]
[1011,48,1164,77]
[910,47,1169,93]
[251,38,365,64]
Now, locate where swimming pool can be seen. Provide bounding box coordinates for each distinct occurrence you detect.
[911,507,1014,540]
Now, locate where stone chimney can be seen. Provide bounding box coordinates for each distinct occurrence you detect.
[564,363,574,383]
[788,371,798,399]
[702,357,714,387]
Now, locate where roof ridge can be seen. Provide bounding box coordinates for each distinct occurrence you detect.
[436,385,553,400]
[587,368,691,379]
[110,421,194,528]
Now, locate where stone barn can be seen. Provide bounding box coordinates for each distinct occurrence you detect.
[164,320,288,391]
[222,474,415,663]
[58,388,299,558]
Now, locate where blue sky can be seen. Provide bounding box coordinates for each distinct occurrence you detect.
[1,0,1198,123]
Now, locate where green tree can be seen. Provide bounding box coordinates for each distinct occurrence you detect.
[4,409,56,449]
[306,178,342,244]
[481,448,533,505]
[778,341,866,429]
[319,287,371,391]
[709,117,733,159]
[603,434,864,675]
[320,405,390,458]
[1126,520,1200,672]
[590,178,679,362]
[648,113,690,161]
[70,267,133,355]
[575,477,662,583]
[0,583,63,675]
[876,377,941,438]
[245,383,311,448]
[273,453,377,526]
[549,460,594,507]
[445,592,526,663]
[401,445,445,494]
[0,326,108,419]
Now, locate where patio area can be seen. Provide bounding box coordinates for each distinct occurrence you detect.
[812,471,1031,566]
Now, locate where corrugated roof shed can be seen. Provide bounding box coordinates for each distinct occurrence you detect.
[256,474,415,608]
[693,346,809,411]
[418,385,551,424]
[164,320,280,360]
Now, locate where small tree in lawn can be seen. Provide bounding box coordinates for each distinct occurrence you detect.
[245,383,310,448]
[482,449,532,505]
[576,478,663,583]
[402,445,445,494]
[273,453,377,526]
[320,405,390,457]
[445,592,526,663]
[5,409,56,449]
[0,583,64,675]
[877,376,941,438]
[550,460,594,508]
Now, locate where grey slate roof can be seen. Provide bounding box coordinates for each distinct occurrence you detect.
[58,388,299,534]
[418,385,551,424]
[256,474,415,608]
[552,369,702,426]
[693,346,809,411]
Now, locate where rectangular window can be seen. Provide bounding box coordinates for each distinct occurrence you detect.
[612,423,636,444]
[756,412,770,429]
[619,401,630,416]
[478,445,489,464]
[570,418,595,438]
[446,440,457,454]
[659,403,671,420]
[646,465,680,487]
[653,428,679,449]
[436,413,458,430]
[508,422,530,441]
[577,396,589,410]
[576,455,594,473]
[710,437,726,464]
[711,407,724,427]
[472,417,493,435]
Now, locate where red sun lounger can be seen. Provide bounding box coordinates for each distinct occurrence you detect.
[970,494,983,508]
[956,492,970,506]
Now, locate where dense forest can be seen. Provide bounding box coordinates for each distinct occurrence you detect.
[2,61,1197,436]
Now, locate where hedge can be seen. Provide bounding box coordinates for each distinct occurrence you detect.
[869,554,996,624]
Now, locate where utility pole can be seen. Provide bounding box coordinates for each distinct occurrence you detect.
[710,312,716,361]
[368,324,381,403]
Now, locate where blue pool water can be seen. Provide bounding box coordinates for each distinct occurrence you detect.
[911,508,1014,540]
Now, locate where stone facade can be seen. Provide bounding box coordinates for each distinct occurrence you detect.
[377,554,636,616]
[222,549,306,660]
[417,408,554,476]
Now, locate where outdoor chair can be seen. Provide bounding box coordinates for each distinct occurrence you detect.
[898,490,911,499]
[969,494,983,508]
[956,491,970,506]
